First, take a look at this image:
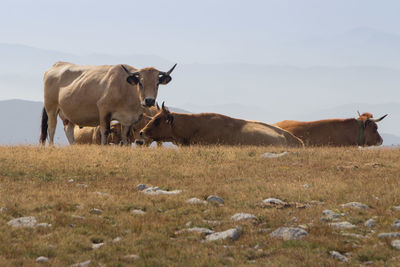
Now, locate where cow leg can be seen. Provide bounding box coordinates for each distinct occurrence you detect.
[99,112,111,145]
[121,125,131,146]
[47,108,58,146]
[64,121,75,145]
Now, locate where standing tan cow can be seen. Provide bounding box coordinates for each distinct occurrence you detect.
[40,61,176,146]
[274,112,387,146]
[140,103,304,147]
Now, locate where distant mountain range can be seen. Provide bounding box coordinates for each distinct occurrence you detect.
[0,99,399,146]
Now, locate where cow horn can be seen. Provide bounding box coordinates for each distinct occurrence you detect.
[156,102,160,110]
[121,65,139,76]
[370,114,387,122]
[357,110,361,117]
[159,63,177,76]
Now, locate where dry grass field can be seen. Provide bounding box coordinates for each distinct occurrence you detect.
[0,145,400,266]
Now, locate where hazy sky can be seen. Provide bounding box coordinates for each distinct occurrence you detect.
[1,0,400,64]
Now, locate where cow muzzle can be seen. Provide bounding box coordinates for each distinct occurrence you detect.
[135,139,144,146]
[143,98,155,107]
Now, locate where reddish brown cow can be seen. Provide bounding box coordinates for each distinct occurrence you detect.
[274,112,387,146]
[140,103,304,147]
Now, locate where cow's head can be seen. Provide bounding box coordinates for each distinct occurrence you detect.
[121,64,177,107]
[140,102,174,141]
[357,112,387,146]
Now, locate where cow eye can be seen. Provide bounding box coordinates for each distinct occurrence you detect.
[154,117,160,126]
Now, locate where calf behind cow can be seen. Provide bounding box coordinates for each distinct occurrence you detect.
[140,103,304,147]
[274,112,387,146]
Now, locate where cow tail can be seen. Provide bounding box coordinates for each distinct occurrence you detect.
[40,107,48,145]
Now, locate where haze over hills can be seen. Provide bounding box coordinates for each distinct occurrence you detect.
[0,34,399,145]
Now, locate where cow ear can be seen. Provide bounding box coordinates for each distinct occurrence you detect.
[159,75,172,85]
[166,114,174,124]
[127,75,139,85]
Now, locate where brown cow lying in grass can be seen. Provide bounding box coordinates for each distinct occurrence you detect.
[274,112,387,146]
[140,103,304,147]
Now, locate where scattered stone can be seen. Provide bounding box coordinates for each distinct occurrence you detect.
[329,221,356,229]
[341,232,366,239]
[263,198,286,206]
[365,219,375,228]
[322,210,344,220]
[175,227,214,235]
[0,207,6,213]
[36,223,52,228]
[186,198,207,205]
[302,184,311,189]
[123,254,140,260]
[205,227,242,242]
[394,206,400,211]
[92,242,104,249]
[68,179,74,183]
[341,202,368,209]
[231,213,256,222]
[378,232,400,238]
[141,186,182,195]
[392,220,400,230]
[298,224,308,230]
[290,217,298,222]
[90,208,103,214]
[112,237,121,243]
[309,200,325,205]
[185,221,193,227]
[270,227,308,241]
[136,184,148,191]
[391,240,400,250]
[7,216,37,228]
[261,152,289,158]
[36,256,49,263]
[76,183,88,188]
[329,251,349,262]
[206,195,224,205]
[130,209,146,215]
[71,260,91,267]
[71,215,85,220]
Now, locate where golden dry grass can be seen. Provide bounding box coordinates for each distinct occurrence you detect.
[0,145,400,266]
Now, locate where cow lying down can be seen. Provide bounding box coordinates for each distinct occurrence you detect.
[274,112,387,146]
[140,103,304,147]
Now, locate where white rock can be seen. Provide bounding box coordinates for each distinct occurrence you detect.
[123,254,140,260]
[341,202,368,209]
[136,184,148,191]
[71,260,91,267]
[36,223,52,228]
[391,240,400,250]
[176,227,214,235]
[90,208,103,214]
[36,256,49,263]
[270,227,308,240]
[365,219,375,228]
[92,242,104,249]
[322,210,344,220]
[112,237,121,243]
[231,213,257,222]
[302,184,311,189]
[329,221,356,229]
[394,206,400,211]
[341,232,366,239]
[392,220,400,229]
[186,198,207,205]
[262,198,286,205]
[205,227,242,242]
[0,207,6,213]
[76,183,88,188]
[141,186,182,195]
[131,209,146,215]
[206,195,224,204]
[378,232,400,238]
[68,179,74,183]
[329,251,349,262]
[7,216,37,228]
[261,152,289,158]
[95,192,110,197]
